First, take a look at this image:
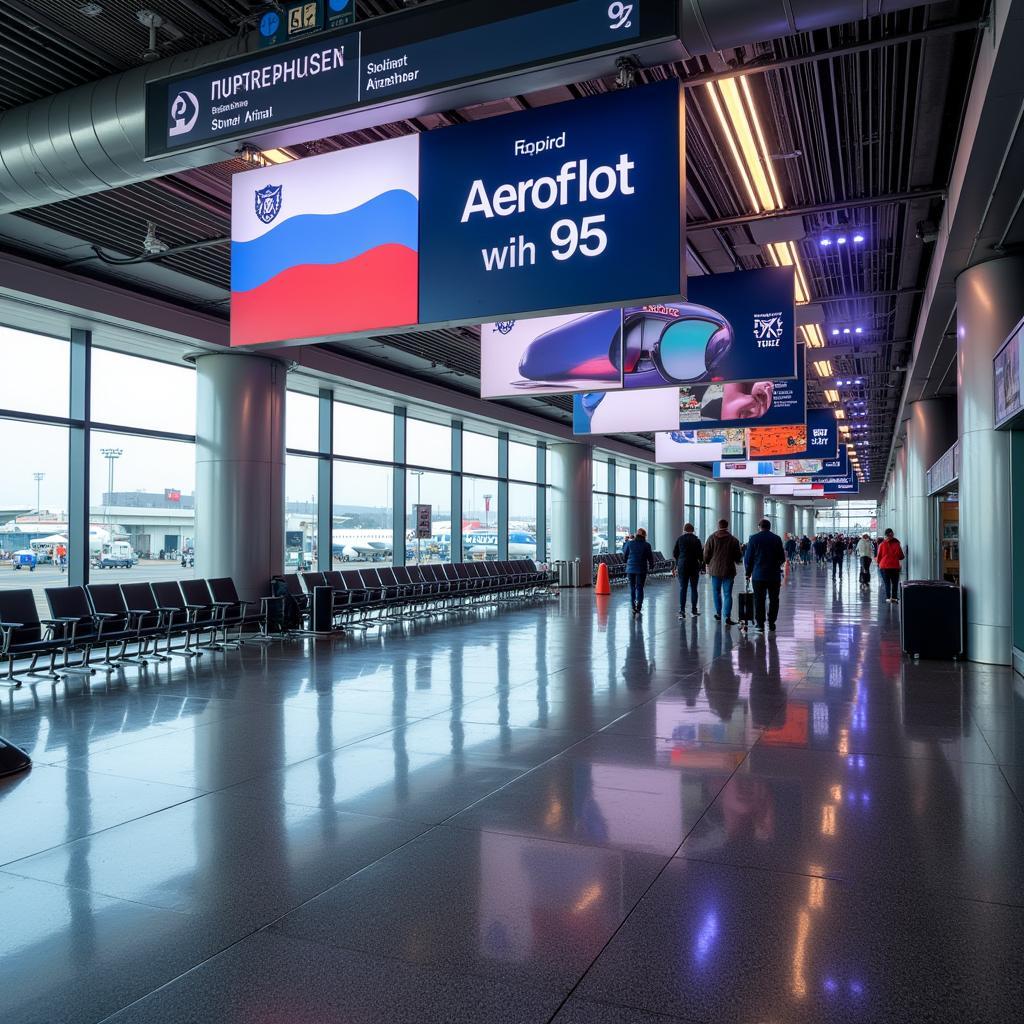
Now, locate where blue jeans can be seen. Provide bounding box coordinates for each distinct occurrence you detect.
[711,576,734,619]
[678,571,699,613]
[627,573,647,610]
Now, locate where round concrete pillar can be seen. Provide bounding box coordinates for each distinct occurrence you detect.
[550,442,594,585]
[195,352,286,602]
[956,255,1024,663]
[743,490,764,539]
[654,467,684,553]
[905,397,957,580]
[707,480,732,531]
[781,503,796,538]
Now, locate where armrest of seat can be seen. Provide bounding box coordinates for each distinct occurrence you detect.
[43,616,80,641]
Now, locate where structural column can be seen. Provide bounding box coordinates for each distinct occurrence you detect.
[904,397,957,580]
[707,480,732,530]
[743,490,764,538]
[780,503,796,538]
[654,467,683,552]
[195,352,286,602]
[956,256,1024,663]
[893,443,909,546]
[550,442,593,585]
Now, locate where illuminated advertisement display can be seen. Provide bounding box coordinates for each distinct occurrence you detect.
[231,134,419,346]
[231,80,685,347]
[419,78,685,325]
[573,387,680,435]
[784,459,824,475]
[823,471,860,495]
[714,460,782,480]
[812,448,850,479]
[655,429,746,464]
[480,311,623,398]
[747,424,807,459]
[994,317,1024,427]
[802,409,840,459]
[677,347,806,430]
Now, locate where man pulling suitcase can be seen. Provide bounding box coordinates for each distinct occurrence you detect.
[743,518,787,633]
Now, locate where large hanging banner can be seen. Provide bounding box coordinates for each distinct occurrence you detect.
[676,346,806,430]
[655,428,746,464]
[482,265,795,399]
[231,79,685,347]
[572,387,680,435]
[812,448,850,479]
[747,424,807,459]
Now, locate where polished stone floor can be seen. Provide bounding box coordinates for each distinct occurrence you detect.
[2,564,1023,1023]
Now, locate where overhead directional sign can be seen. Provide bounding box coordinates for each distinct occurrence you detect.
[146,0,679,158]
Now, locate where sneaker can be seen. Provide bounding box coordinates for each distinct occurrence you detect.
[714,613,721,621]
[725,618,737,626]
[755,623,765,633]
[678,612,685,620]
[768,623,777,632]
[692,607,699,616]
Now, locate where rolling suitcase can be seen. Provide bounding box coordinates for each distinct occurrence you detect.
[901,580,963,659]
[737,580,754,631]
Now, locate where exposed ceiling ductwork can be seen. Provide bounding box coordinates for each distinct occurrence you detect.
[0,0,938,215]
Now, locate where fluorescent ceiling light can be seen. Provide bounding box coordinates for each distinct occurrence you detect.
[261,148,295,164]
[801,324,825,349]
[812,360,833,378]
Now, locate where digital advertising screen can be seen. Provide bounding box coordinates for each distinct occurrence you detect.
[713,460,781,479]
[231,79,686,348]
[573,387,680,435]
[677,346,806,431]
[480,310,623,398]
[655,428,746,464]
[812,448,850,479]
[747,424,807,459]
[784,459,824,475]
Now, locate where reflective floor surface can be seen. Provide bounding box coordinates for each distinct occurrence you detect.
[2,564,1023,1023]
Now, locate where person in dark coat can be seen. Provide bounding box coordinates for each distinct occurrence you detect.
[672,522,704,619]
[622,527,655,617]
[703,519,744,625]
[744,518,787,633]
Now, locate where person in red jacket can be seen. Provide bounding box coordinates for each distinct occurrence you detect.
[876,528,905,603]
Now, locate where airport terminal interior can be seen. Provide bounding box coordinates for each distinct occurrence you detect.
[2,1,1024,1021]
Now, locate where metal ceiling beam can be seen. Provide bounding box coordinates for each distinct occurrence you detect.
[688,188,945,231]
[679,19,984,89]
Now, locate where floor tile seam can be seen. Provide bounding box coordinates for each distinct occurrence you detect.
[670,852,1024,911]
[538,742,758,1024]
[0,783,213,870]
[0,866,197,916]
[743,738,1010,768]
[996,763,1024,816]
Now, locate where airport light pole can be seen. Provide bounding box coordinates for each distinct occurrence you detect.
[33,472,44,516]
[411,470,423,564]
[100,448,123,528]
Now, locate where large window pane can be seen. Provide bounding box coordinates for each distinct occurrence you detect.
[509,441,536,482]
[92,349,195,434]
[0,326,69,418]
[333,402,392,462]
[593,456,608,492]
[0,419,69,614]
[286,391,320,453]
[407,419,451,471]
[509,483,538,559]
[406,469,452,562]
[616,463,631,497]
[333,460,393,566]
[285,454,317,571]
[463,477,499,559]
[593,493,609,553]
[90,431,196,579]
[463,432,498,477]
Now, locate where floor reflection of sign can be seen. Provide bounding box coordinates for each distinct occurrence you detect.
[415,504,432,538]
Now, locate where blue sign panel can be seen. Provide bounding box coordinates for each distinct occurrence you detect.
[812,447,850,479]
[418,79,685,324]
[677,345,806,431]
[823,472,860,495]
[782,409,838,460]
[685,267,797,383]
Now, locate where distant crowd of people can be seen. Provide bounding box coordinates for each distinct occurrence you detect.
[620,520,907,633]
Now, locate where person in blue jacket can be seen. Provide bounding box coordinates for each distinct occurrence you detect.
[743,518,787,633]
[622,527,655,617]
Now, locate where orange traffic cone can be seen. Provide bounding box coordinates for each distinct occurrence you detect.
[595,561,611,595]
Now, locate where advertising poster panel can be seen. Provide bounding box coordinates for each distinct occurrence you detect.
[747,424,807,459]
[480,311,623,398]
[572,387,680,435]
[677,347,806,431]
[231,79,685,347]
[812,448,850,479]
[655,429,746,464]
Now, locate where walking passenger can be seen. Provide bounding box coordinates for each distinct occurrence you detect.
[744,519,787,633]
[800,535,812,564]
[672,522,704,619]
[831,534,847,581]
[784,533,797,563]
[876,528,905,603]
[703,519,744,626]
[622,527,655,617]
[857,533,874,580]
[813,535,827,564]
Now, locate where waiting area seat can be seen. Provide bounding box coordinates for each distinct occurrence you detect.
[593,551,673,583]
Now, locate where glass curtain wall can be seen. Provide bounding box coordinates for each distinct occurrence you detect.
[0,327,199,613]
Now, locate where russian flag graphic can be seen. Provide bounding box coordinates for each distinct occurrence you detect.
[230,134,419,347]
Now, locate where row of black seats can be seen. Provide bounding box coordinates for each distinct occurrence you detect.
[593,551,674,583]
[288,560,555,630]
[0,577,271,687]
